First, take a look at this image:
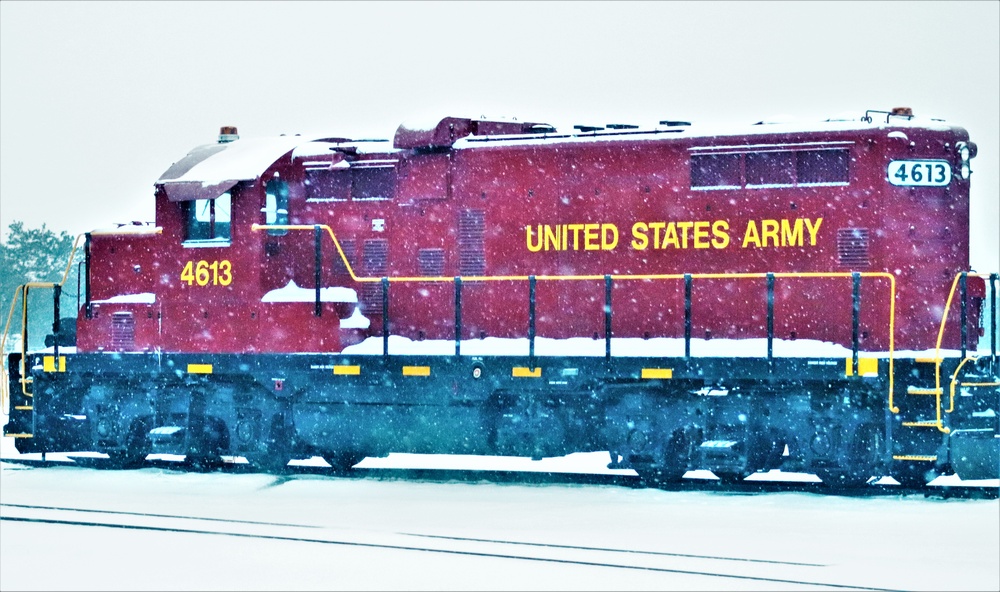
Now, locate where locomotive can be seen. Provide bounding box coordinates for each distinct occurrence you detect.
[3,107,998,487]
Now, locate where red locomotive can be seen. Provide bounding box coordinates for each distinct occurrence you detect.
[4,108,998,487]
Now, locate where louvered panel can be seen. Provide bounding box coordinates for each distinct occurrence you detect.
[110,312,135,351]
[332,238,357,274]
[837,228,870,267]
[418,248,445,276]
[458,209,486,276]
[361,239,388,312]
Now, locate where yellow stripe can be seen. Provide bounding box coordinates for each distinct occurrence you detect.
[187,364,213,374]
[641,368,673,380]
[334,365,361,376]
[893,455,937,462]
[43,356,66,373]
[4,433,33,438]
[402,365,431,377]
[512,367,541,378]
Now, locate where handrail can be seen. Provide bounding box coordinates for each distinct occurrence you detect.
[0,234,86,413]
[928,272,999,433]
[253,223,897,410]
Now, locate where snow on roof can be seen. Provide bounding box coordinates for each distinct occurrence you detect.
[157,135,323,201]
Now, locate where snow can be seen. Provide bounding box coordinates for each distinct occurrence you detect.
[340,334,979,360]
[1,448,998,591]
[91,293,156,304]
[261,280,358,303]
[158,136,321,186]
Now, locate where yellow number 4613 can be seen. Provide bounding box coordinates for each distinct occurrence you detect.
[181,260,233,286]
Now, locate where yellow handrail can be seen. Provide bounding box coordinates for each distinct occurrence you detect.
[928,272,997,433]
[0,234,86,413]
[253,223,897,411]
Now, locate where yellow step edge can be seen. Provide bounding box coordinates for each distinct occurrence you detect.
[901,421,940,428]
[14,406,33,411]
[893,455,937,462]
[4,433,33,438]
[512,367,541,378]
[961,381,1000,387]
[333,365,361,376]
[914,357,943,364]
[187,363,213,374]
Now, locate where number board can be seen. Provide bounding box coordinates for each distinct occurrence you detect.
[887,160,951,187]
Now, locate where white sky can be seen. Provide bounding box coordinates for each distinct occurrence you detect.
[1,1,998,271]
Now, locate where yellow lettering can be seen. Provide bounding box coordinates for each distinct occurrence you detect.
[647,222,665,249]
[742,220,761,248]
[568,224,584,250]
[712,220,730,249]
[602,223,619,250]
[805,217,823,246]
[676,221,693,249]
[662,223,680,249]
[543,225,560,251]
[781,218,804,247]
[761,219,779,247]
[631,222,649,250]
[693,221,711,249]
[526,225,542,252]
[584,223,600,250]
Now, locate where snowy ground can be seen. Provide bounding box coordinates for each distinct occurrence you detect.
[2,428,999,592]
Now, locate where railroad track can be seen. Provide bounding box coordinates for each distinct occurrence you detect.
[0,501,905,591]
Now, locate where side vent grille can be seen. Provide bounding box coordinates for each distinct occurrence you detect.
[837,228,870,267]
[418,248,445,276]
[458,209,486,276]
[110,312,135,351]
[332,238,357,274]
[360,239,388,312]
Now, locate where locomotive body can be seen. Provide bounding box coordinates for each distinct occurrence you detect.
[4,109,998,486]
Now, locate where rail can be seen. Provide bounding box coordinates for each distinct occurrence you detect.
[253,223,898,409]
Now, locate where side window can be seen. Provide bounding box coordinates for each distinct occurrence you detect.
[691,154,741,189]
[185,192,231,244]
[352,166,396,200]
[797,149,849,185]
[746,151,795,187]
[262,177,289,236]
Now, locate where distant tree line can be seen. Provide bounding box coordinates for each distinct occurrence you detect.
[1,222,81,351]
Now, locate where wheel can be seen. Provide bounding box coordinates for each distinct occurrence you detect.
[104,420,150,469]
[247,413,293,473]
[325,451,365,472]
[819,424,883,488]
[892,462,940,488]
[633,426,697,487]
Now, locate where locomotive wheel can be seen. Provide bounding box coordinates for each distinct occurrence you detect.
[634,426,695,486]
[818,424,883,488]
[892,462,940,488]
[325,451,365,472]
[247,414,293,473]
[105,420,150,470]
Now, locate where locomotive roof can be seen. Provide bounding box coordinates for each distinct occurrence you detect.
[154,113,963,202]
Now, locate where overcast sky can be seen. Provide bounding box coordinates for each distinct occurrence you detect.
[1,1,997,270]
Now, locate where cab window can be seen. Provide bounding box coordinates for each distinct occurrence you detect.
[185,192,231,244]
[262,178,289,236]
